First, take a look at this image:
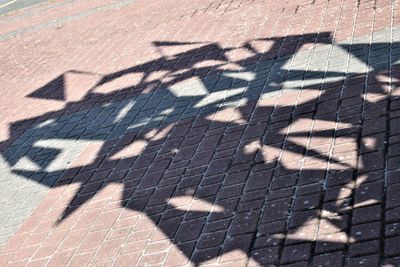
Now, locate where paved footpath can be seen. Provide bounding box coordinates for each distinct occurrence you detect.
[0,0,52,16]
[1,0,400,266]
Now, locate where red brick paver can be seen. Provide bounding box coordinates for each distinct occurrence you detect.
[1,0,400,266]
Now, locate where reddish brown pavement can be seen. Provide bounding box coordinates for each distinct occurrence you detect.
[1,0,400,266]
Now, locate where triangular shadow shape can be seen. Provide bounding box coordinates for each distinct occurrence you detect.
[27,74,65,101]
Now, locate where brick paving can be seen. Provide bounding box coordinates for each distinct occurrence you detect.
[0,0,400,266]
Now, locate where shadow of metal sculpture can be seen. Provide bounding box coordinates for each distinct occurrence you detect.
[0,30,398,265]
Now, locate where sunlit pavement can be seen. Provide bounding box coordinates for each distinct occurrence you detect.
[0,0,52,16]
[0,0,400,266]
